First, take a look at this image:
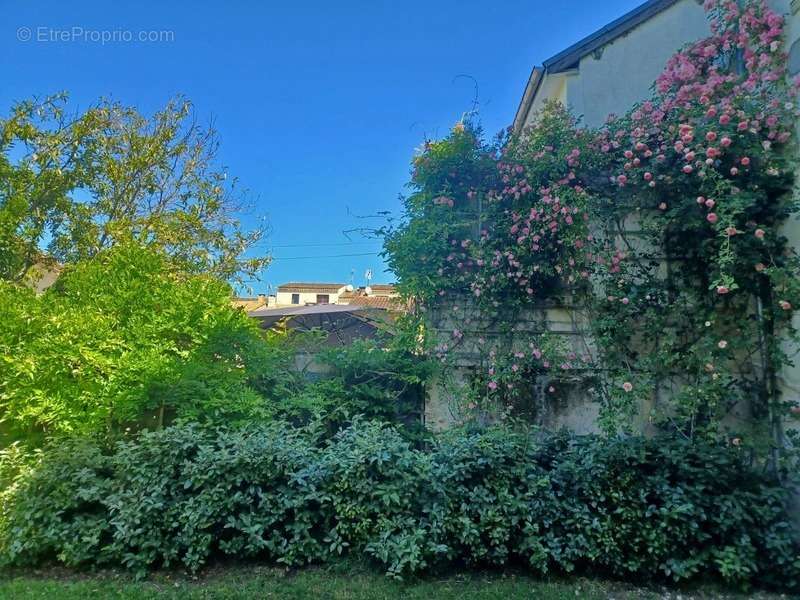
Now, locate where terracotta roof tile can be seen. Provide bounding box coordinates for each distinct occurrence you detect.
[345,296,405,311]
[277,282,347,293]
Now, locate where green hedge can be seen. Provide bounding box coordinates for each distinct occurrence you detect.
[1,422,798,591]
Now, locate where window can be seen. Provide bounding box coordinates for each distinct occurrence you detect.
[316,294,330,305]
[291,293,300,304]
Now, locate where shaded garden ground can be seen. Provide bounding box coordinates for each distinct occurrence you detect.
[0,564,792,600]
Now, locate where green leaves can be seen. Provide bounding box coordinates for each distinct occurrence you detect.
[2,424,798,591]
[0,243,285,441]
[0,95,268,286]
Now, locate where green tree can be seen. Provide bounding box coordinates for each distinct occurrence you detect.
[0,94,268,285]
[0,243,295,442]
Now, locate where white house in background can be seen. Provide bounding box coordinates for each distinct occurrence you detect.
[275,282,348,306]
[271,282,399,308]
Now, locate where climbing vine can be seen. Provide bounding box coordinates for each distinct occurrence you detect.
[385,0,800,466]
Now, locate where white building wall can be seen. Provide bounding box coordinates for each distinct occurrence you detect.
[523,0,710,129]
[275,289,344,306]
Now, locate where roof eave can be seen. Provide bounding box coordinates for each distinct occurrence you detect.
[512,66,544,132]
[542,0,680,74]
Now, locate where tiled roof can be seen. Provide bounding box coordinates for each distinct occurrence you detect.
[249,303,371,318]
[277,282,347,293]
[232,297,267,311]
[345,295,405,311]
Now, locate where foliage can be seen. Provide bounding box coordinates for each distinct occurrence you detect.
[1,422,798,592]
[0,243,294,440]
[383,0,800,460]
[307,333,433,432]
[0,94,268,285]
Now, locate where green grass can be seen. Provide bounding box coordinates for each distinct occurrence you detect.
[0,565,788,600]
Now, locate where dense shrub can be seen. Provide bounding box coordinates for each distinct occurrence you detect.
[1,423,798,591]
[281,335,432,438]
[0,244,300,441]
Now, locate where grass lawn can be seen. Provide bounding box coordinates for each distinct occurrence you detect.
[0,564,790,600]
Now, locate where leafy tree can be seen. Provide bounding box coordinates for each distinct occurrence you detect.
[0,243,295,441]
[0,94,268,285]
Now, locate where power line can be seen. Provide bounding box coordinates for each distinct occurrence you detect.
[271,251,381,261]
[259,241,382,249]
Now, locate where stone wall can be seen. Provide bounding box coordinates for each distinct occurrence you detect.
[423,296,612,432]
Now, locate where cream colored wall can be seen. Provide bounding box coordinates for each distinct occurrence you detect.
[523,0,710,128]
[527,70,571,121]
[774,0,800,458]
[275,290,343,306]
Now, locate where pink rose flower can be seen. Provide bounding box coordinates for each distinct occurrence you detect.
[779,300,792,310]
[622,382,633,393]
[755,228,765,239]
[706,213,718,224]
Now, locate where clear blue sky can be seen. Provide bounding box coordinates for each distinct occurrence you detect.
[2,0,643,293]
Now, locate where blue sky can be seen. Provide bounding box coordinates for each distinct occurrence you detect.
[2,0,644,293]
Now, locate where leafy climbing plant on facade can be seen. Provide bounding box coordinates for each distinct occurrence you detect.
[385,0,800,470]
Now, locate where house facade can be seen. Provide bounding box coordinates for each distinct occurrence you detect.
[425,0,800,431]
[269,282,399,308]
[275,282,348,306]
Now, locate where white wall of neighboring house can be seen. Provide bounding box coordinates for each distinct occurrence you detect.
[275,287,346,307]
[272,284,399,308]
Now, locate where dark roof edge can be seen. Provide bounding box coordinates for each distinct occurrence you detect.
[543,0,680,73]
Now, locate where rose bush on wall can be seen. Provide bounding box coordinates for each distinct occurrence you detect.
[385,0,800,470]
